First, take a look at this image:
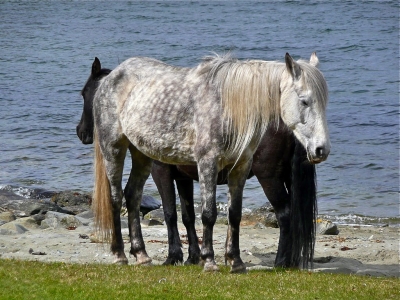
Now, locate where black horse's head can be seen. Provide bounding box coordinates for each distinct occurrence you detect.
[76,57,111,144]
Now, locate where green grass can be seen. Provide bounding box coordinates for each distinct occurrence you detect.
[0,259,398,300]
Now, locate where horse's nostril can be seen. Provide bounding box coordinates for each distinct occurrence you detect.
[316,147,324,158]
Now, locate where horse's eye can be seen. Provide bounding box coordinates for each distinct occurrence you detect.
[301,100,308,107]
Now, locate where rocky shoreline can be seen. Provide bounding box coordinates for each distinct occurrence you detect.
[0,190,398,277]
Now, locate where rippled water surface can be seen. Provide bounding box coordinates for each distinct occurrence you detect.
[0,1,398,223]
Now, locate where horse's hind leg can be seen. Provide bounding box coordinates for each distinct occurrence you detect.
[124,145,153,265]
[225,159,253,273]
[176,177,201,265]
[151,162,184,265]
[102,141,129,264]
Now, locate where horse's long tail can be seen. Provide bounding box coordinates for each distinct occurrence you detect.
[290,138,317,269]
[93,133,114,243]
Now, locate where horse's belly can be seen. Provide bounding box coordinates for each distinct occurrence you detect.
[139,131,196,164]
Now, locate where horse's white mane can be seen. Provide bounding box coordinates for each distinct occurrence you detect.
[200,54,283,160]
[199,53,328,161]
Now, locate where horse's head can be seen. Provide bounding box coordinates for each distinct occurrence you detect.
[280,53,330,164]
[76,57,111,144]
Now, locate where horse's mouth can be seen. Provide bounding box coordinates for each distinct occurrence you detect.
[306,149,327,164]
[76,128,93,144]
[80,134,94,144]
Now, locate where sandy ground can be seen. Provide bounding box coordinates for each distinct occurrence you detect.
[0,221,398,277]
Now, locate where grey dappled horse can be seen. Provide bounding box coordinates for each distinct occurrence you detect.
[77,53,330,273]
[78,58,320,270]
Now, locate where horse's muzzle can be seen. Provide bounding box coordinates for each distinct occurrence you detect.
[307,145,330,164]
[76,125,93,144]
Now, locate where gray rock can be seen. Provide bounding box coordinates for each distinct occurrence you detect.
[141,219,163,226]
[51,191,91,207]
[76,210,94,219]
[25,188,57,200]
[0,199,73,217]
[143,208,165,224]
[241,203,278,228]
[0,217,39,232]
[0,222,29,234]
[40,211,83,229]
[75,216,91,226]
[50,191,91,214]
[16,217,40,229]
[316,219,339,235]
[140,195,161,217]
[0,228,14,235]
[31,211,46,225]
[0,211,16,223]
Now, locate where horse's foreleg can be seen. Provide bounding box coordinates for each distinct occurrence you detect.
[176,177,200,265]
[125,146,153,265]
[197,158,218,272]
[151,162,183,265]
[258,177,293,267]
[225,159,252,273]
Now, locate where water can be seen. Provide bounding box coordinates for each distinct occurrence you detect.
[0,1,398,225]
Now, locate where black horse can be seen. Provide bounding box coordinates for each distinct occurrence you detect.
[77,57,317,269]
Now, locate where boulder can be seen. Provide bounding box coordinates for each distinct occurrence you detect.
[51,191,91,214]
[40,211,83,229]
[76,210,94,219]
[0,217,40,234]
[0,211,16,223]
[0,199,72,217]
[316,219,339,235]
[143,208,165,224]
[0,225,28,235]
[31,211,46,225]
[141,219,163,226]
[241,203,278,228]
[140,195,161,217]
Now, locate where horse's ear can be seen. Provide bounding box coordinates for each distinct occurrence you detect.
[285,53,301,80]
[92,57,101,76]
[310,52,319,67]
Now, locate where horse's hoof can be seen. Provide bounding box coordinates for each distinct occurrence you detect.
[184,256,200,266]
[137,260,152,266]
[226,255,247,273]
[203,261,219,272]
[137,257,152,266]
[163,257,183,266]
[133,250,152,265]
[113,258,129,265]
[230,264,247,274]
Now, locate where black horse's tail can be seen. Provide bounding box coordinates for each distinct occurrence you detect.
[290,138,317,269]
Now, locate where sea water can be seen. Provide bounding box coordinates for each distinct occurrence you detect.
[0,1,398,224]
